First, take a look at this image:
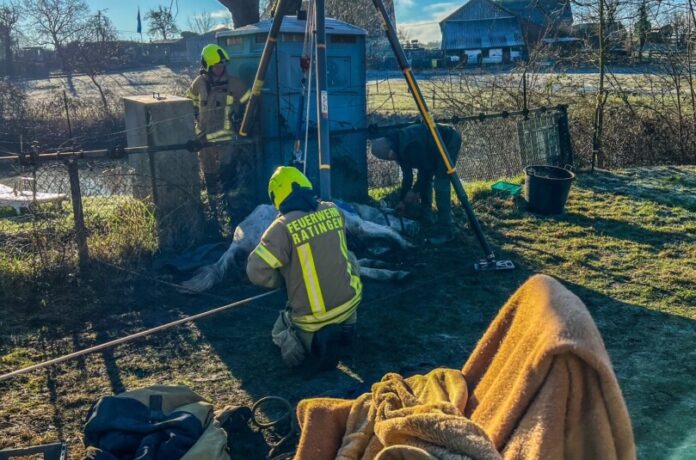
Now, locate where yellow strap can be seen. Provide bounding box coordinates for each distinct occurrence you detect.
[297,243,326,317]
[240,90,252,104]
[254,245,283,269]
[252,79,265,96]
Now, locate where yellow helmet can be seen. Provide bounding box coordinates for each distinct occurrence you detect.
[268,166,313,209]
[201,44,230,71]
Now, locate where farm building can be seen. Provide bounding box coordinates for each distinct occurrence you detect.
[440,0,573,64]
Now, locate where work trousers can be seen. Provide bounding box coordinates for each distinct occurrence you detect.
[271,309,357,368]
[219,144,256,227]
[198,146,232,176]
[418,173,453,228]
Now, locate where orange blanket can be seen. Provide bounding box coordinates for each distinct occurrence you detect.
[296,369,501,460]
[295,275,635,460]
[462,274,635,459]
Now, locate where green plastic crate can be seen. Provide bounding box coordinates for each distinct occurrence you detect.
[491,181,522,197]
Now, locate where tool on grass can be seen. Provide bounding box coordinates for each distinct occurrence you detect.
[474,259,516,272]
[0,442,67,460]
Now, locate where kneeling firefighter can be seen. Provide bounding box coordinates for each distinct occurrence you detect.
[187,44,250,228]
[246,167,362,369]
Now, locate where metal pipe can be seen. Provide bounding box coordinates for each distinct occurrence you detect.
[238,0,286,137]
[0,290,279,382]
[371,0,495,259]
[315,0,332,200]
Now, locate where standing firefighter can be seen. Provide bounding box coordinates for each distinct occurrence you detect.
[370,123,462,244]
[247,167,362,370]
[187,44,249,227]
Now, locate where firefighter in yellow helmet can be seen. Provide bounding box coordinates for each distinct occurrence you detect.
[187,44,250,229]
[246,167,362,369]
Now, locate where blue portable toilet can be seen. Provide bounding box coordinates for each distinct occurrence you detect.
[217,16,368,202]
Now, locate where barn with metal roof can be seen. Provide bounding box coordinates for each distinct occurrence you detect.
[440,0,573,64]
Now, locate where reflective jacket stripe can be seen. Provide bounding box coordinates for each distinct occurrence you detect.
[254,245,283,269]
[293,291,361,332]
[239,89,252,104]
[339,231,362,296]
[293,230,362,333]
[296,243,326,316]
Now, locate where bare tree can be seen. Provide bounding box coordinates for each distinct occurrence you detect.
[218,0,302,28]
[0,1,21,76]
[146,5,179,40]
[24,0,89,74]
[218,0,393,30]
[218,0,260,28]
[188,10,215,34]
[634,0,651,60]
[397,26,410,43]
[326,0,396,38]
[72,10,119,113]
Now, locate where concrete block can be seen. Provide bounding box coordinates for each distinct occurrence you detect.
[123,95,204,251]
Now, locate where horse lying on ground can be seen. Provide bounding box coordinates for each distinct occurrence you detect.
[182,204,417,293]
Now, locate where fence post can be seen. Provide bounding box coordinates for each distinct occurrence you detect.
[66,158,89,270]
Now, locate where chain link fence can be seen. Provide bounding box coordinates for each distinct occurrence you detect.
[366,107,573,192]
[0,159,157,291]
[0,106,570,291]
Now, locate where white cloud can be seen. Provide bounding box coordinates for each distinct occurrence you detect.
[210,10,231,19]
[395,0,415,7]
[397,2,460,43]
[398,20,442,43]
[424,2,461,16]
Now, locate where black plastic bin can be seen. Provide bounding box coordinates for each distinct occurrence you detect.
[524,165,575,215]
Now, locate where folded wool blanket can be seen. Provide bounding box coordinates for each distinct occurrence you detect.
[295,275,635,460]
[297,368,500,460]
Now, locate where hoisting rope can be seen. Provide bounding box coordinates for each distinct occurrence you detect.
[294,0,316,174]
[0,290,279,382]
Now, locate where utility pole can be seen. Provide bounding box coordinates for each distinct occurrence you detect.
[315,0,332,200]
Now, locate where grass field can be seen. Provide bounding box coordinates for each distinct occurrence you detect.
[0,166,694,458]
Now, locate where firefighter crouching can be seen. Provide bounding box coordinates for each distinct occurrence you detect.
[187,44,249,226]
[246,167,362,370]
[370,123,462,245]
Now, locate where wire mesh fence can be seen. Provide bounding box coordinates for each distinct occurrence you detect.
[0,105,571,288]
[0,160,157,287]
[365,107,572,192]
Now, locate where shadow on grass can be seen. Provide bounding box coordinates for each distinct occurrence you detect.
[559,212,687,248]
[551,277,696,459]
[580,167,696,213]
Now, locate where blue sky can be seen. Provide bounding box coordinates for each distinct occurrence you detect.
[90,0,461,42]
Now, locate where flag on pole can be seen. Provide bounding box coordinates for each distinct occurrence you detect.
[136,7,142,35]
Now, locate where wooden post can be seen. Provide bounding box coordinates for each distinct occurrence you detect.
[66,159,89,270]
